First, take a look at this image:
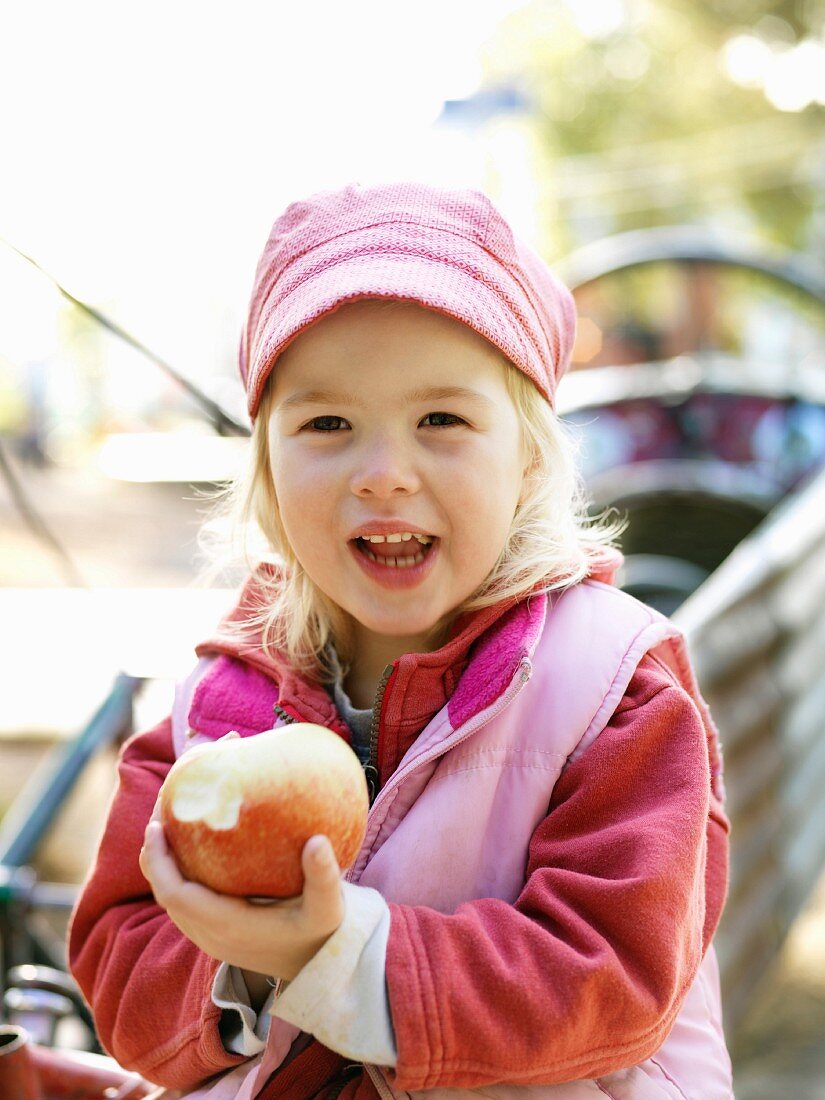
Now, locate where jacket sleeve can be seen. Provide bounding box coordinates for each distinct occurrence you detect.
[385,653,730,1090]
[67,718,248,1090]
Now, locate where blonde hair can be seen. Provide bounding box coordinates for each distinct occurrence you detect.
[198,352,626,681]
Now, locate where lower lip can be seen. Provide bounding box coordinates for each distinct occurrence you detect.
[348,539,439,589]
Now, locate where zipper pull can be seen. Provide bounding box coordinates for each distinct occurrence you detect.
[366,662,395,807]
[363,763,379,805]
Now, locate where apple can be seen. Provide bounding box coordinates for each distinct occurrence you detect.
[159,724,369,897]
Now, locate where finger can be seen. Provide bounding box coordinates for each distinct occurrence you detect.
[140,819,172,875]
[142,822,235,923]
[300,836,343,927]
[148,791,163,825]
[140,820,186,900]
[220,730,241,741]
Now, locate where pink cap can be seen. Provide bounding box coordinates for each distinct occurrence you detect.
[239,181,577,419]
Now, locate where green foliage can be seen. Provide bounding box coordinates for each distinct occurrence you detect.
[483,0,823,251]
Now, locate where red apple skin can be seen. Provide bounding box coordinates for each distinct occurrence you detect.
[159,724,369,898]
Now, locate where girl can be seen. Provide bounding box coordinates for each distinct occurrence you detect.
[68,182,733,1099]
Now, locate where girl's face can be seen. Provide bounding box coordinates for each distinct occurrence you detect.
[267,299,529,655]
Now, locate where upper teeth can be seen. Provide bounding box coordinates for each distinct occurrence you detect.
[361,532,433,544]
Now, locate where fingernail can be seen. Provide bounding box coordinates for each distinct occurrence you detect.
[312,838,330,863]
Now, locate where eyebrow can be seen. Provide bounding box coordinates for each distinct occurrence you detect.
[277,385,496,412]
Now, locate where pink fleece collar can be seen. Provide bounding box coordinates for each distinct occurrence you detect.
[189,583,548,745]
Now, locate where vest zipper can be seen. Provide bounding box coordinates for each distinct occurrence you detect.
[363,1064,396,1100]
[273,703,296,725]
[365,662,395,805]
[361,655,533,826]
[348,655,535,1091]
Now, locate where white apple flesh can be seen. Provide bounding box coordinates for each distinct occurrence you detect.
[159,724,369,897]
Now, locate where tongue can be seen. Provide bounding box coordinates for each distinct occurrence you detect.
[361,538,420,558]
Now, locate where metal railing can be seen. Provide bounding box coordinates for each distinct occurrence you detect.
[673,464,825,1035]
[0,674,143,1045]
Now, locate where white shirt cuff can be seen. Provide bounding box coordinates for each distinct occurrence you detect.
[271,882,397,1067]
[212,962,274,1055]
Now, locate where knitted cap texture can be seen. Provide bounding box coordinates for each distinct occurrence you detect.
[239,181,576,418]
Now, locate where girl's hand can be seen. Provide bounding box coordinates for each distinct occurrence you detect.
[138,801,345,983]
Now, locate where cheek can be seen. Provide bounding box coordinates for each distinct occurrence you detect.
[271,446,331,508]
[269,453,331,553]
[441,446,523,544]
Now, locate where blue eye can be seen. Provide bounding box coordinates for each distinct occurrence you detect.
[422,412,464,427]
[305,416,348,431]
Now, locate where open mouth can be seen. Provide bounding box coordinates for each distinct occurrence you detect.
[353,533,436,570]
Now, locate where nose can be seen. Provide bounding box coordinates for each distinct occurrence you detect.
[349,432,422,498]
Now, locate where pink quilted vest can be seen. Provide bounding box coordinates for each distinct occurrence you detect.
[172,580,733,1100]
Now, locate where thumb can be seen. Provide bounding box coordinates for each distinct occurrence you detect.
[301,836,343,924]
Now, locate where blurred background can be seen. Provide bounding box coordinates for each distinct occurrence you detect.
[0,2,823,1096]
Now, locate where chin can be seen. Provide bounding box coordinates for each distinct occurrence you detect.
[358,606,445,639]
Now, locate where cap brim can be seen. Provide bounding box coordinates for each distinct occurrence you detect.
[246,250,551,417]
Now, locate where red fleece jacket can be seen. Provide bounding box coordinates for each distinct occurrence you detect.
[68,584,728,1097]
